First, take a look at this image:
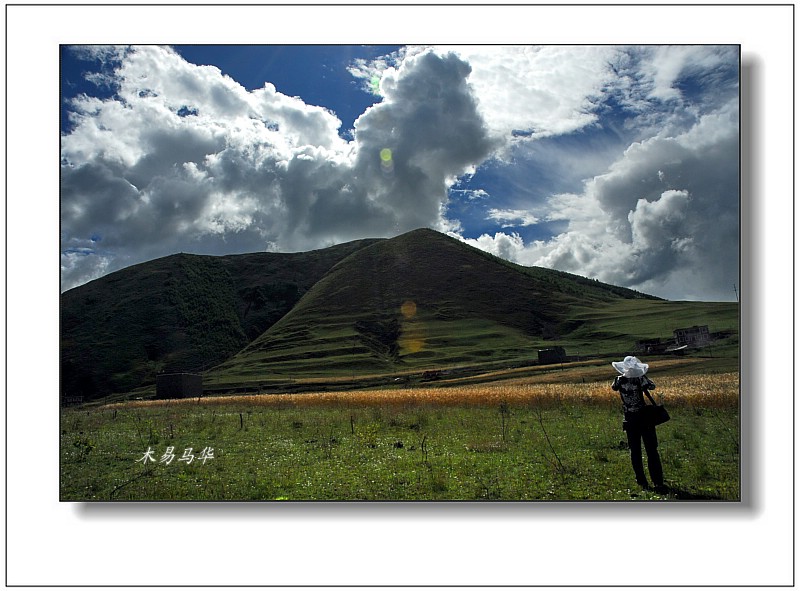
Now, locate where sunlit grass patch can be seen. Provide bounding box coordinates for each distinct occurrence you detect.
[109,372,738,411]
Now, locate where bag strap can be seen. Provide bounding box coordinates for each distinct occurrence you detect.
[644,389,658,406]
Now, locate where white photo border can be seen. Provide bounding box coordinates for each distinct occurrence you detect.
[5,3,793,587]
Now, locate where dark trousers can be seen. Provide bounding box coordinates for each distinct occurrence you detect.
[624,415,664,487]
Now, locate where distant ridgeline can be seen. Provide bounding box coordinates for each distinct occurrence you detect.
[60,229,737,401]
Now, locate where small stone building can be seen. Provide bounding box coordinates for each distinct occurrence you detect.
[156,373,203,399]
[635,338,668,354]
[538,346,566,365]
[673,325,711,347]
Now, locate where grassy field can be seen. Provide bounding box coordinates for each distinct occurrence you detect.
[204,297,739,391]
[206,300,739,387]
[61,367,739,502]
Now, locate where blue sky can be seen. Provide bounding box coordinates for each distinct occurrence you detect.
[175,45,403,138]
[60,45,739,300]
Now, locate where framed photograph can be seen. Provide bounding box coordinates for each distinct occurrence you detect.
[6,3,793,587]
[59,42,741,503]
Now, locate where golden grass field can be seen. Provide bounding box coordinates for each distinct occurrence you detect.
[108,371,739,411]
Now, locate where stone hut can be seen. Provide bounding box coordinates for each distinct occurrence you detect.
[538,346,566,365]
[156,373,203,399]
[673,325,711,347]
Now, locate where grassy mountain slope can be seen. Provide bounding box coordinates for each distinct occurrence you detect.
[62,228,738,400]
[209,229,674,385]
[60,239,379,400]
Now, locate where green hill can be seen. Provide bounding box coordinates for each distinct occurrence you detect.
[208,229,685,386]
[61,228,739,400]
[60,238,379,400]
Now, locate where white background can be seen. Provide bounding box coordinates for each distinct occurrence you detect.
[4,3,794,587]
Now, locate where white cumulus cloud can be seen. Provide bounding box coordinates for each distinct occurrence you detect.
[61,46,499,290]
[456,99,738,301]
[487,209,540,228]
[61,44,738,301]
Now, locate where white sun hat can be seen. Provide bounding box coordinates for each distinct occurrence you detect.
[612,355,649,378]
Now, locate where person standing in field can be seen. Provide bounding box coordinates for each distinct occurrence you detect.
[611,356,666,493]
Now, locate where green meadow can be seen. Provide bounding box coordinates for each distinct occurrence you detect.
[61,364,739,502]
[204,298,739,391]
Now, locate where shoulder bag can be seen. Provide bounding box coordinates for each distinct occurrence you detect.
[642,389,670,426]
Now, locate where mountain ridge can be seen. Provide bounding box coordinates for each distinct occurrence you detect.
[209,228,661,383]
[60,228,731,401]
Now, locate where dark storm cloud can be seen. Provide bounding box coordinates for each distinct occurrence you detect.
[347,51,498,232]
[60,47,497,290]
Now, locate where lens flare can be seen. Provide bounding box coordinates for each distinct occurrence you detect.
[400,300,417,318]
[379,148,394,177]
[399,325,425,354]
[399,300,424,353]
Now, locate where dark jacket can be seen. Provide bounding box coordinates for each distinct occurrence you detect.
[611,375,656,415]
